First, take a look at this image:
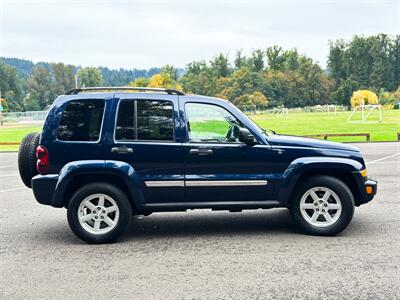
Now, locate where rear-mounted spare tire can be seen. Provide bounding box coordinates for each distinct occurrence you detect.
[18,132,40,188]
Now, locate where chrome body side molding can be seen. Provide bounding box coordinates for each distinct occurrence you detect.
[144,180,268,187]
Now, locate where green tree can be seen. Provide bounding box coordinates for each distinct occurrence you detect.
[180,61,217,96]
[51,63,75,95]
[330,78,359,106]
[23,91,41,111]
[216,67,264,101]
[266,46,285,71]
[233,91,268,107]
[210,53,231,78]
[27,66,52,109]
[128,77,150,87]
[328,34,400,100]
[389,35,400,91]
[248,49,265,72]
[0,62,23,111]
[234,50,246,69]
[161,65,179,81]
[77,67,103,87]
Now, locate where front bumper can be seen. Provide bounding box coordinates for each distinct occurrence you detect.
[363,179,377,203]
[31,174,58,206]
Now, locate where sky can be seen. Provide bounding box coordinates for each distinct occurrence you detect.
[0,0,399,70]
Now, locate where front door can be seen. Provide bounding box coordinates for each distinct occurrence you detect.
[182,101,276,203]
[110,94,184,204]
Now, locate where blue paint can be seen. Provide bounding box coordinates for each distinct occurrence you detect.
[32,91,377,212]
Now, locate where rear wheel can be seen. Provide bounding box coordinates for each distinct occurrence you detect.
[290,176,355,236]
[18,132,40,188]
[67,183,132,244]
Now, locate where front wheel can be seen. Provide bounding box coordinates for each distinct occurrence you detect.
[67,183,132,244]
[290,176,355,236]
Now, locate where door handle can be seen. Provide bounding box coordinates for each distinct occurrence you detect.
[272,148,285,155]
[111,146,134,154]
[189,148,213,155]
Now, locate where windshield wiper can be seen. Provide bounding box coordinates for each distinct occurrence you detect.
[261,128,276,135]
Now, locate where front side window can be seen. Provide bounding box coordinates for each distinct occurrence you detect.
[115,99,174,141]
[185,103,243,143]
[57,100,105,141]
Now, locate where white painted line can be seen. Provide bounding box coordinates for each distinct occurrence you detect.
[0,187,26,193]
[0,165,14,169]
[366,152,400,165]
[0,173,19,178]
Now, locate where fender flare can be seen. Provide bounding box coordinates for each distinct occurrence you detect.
[52,160,144,208]
[277,156,364,205]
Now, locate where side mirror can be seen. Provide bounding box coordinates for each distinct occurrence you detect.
[239,128,256,145]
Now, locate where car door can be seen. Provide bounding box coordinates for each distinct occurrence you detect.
[109,93,184,204]
[181,100,277,203]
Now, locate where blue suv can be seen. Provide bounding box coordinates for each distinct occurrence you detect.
[18,87,377,243]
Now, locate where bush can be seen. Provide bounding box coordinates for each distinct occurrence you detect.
[350,90,378,107]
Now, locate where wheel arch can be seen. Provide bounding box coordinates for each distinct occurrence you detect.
[278,157,364,206]
[52,160,144,213]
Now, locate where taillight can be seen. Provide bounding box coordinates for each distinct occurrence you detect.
[36,145,49,175]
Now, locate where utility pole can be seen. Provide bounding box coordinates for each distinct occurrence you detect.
[75,74,79,88]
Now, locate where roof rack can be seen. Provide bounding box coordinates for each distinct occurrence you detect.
[65,87,185,96]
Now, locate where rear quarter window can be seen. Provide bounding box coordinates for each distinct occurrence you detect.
[57,100,105,142]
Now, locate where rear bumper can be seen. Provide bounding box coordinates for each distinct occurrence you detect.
[31,174,59,206]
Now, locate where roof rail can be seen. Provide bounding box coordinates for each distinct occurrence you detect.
[65,86,185,96]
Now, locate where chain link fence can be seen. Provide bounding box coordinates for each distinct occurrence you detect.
[0,111,49,124]
[236,104,349,115]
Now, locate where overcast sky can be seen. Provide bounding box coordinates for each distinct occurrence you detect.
[0,0,399,70]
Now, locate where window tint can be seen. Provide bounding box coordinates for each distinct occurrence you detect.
[115,101,135,140]
[115,100,174,141]
[185,103,243,143]
[57,100,105,141]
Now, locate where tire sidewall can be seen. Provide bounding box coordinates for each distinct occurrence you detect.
[290,176,355,236]
[67,183,132,244]
[18,132,40,188]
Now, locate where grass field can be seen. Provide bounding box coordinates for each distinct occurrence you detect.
[0,125,43,151]
[0,110,399,151]
[251,110,400,142]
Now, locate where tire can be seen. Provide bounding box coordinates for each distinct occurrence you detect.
[290,175,355,236]
[18,132,40,188]
[67,182,132,244]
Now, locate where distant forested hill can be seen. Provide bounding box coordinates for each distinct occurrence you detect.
[1,57,166,86]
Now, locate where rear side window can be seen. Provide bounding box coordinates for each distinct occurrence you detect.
[115,99,174,141]
[57,100,105,142]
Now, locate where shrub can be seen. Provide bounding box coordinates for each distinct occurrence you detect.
[350,90,378,107]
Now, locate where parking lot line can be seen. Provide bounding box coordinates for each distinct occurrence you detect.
[0,187,26,193]
[0,165,14,169]
[366,152,400,165]
[0,173,19,178]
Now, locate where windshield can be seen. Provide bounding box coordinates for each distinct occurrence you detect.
[238,110,273,136]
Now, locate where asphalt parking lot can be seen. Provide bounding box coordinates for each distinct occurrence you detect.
[1,142,399,299]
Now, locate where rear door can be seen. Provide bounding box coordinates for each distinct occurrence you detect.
[109,93,184,204]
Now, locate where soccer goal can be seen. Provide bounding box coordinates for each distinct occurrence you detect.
[270,106,288,116]
[326,105,337,115]
[347,104,382,123]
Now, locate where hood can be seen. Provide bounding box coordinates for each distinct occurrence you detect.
[267,134,360,152]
